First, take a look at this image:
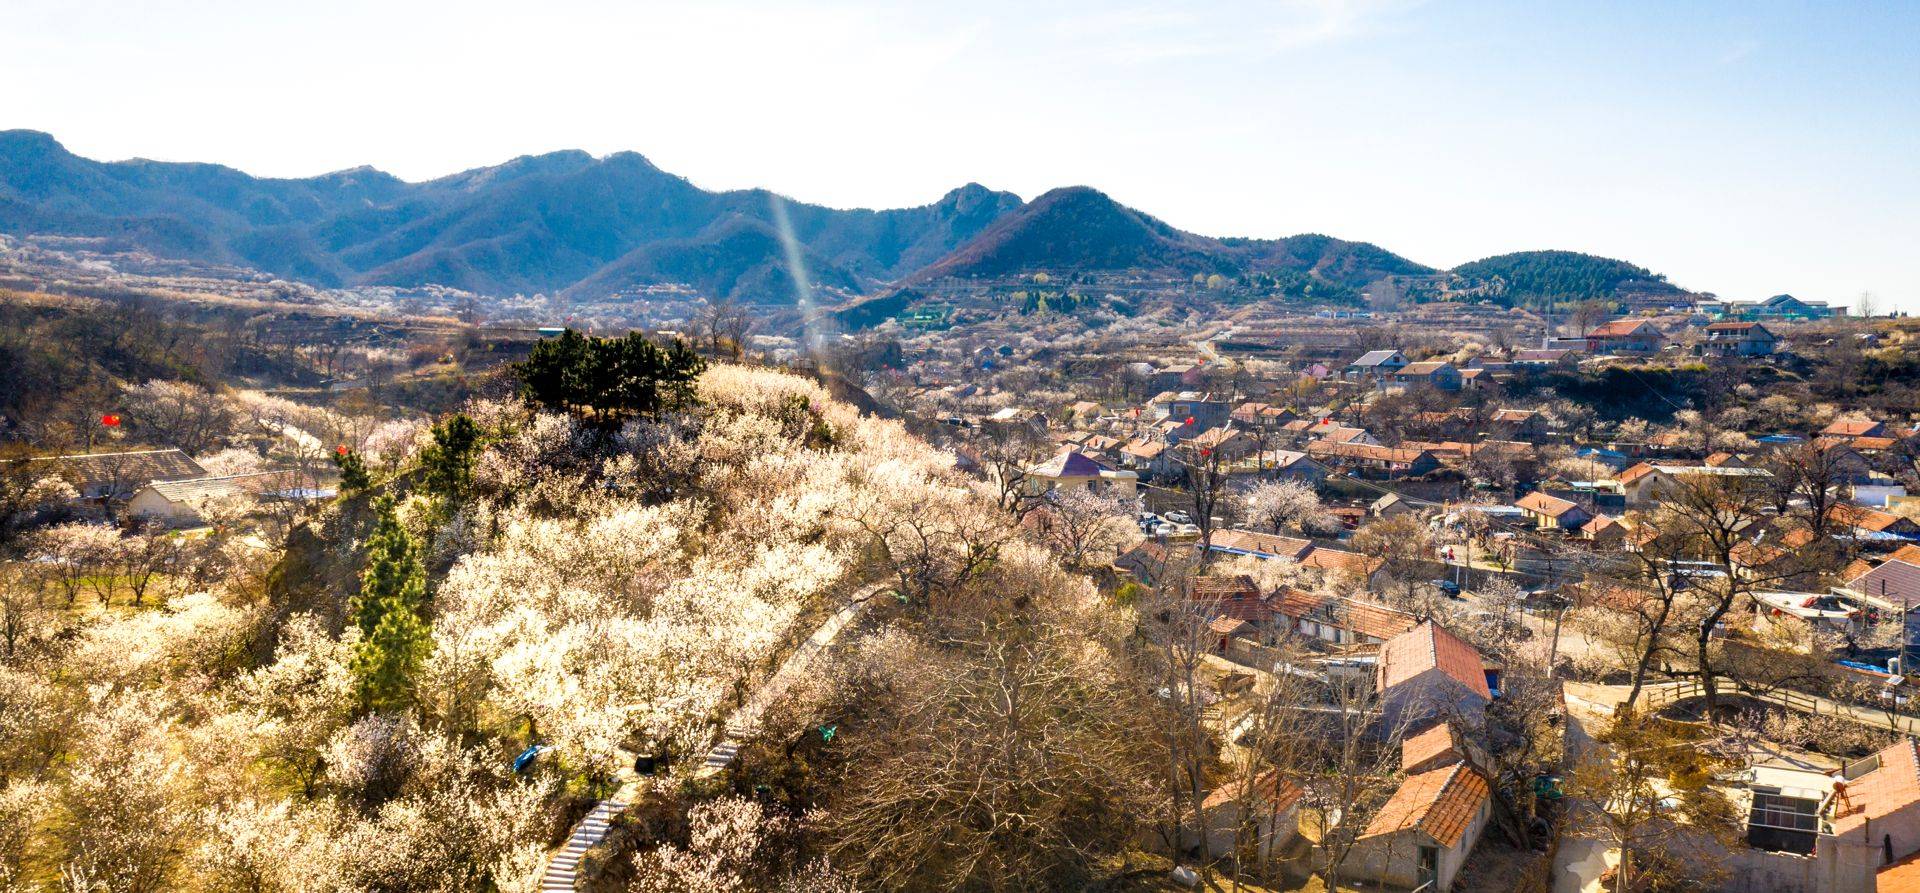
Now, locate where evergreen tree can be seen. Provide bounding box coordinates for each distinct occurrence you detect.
[418,414,481,504]
[350,496,431,714]
[332,447,370,493]
[515,329,704,424]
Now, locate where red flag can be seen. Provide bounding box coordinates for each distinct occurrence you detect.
[1184,417,1195,426]
[99,414,120,427]
[336,445,350,456]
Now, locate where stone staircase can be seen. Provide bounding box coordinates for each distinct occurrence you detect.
[539,798,627,892]
[535,585,881,890]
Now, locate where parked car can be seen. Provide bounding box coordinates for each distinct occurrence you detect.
[1430,579,1463,598]
[1164,511,1194,525]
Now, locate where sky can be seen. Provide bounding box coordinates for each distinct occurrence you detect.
[4,0,1917,311]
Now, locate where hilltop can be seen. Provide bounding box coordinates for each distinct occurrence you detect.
[1450,249,1688,305]
[914,186,1429,288]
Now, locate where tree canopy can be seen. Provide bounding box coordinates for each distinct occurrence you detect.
[514,329,704,424]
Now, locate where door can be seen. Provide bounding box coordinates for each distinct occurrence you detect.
[1417,844,1440,889]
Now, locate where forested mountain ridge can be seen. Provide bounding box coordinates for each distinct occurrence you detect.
[2,131,1691,304]
[0,130,1024,301]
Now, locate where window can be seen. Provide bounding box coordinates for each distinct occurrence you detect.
[1747,788,1821,855]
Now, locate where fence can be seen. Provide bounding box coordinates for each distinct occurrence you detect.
[1644,678,1919,735]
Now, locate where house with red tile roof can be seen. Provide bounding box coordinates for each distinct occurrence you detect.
[1346,741,1493,892]
[1300,547,1390,589]
[1825,418,1890,440]
[1829,505,1920,541]
[1517,490,1592,531]
[1307,441,1440,479]
[1821,739,1920,892]
[1389,360,1463,392]
[1586,318,1664,354]
[1615,461,1774,506]
[1376,622,1493,731]
[1199,769,1304,866]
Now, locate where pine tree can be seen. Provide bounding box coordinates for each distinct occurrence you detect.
[350,496,431,713]
[333,447,370,493]
[418,414,481,504]
[514,329,705,424]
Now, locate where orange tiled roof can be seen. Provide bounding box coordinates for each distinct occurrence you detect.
[1361,763,1490,847]
[1879,849,1920,892]
[1589,319,1655,338]
[1203,768,1304,812]
[1210,616,1251,637]
[1339,598,1420,641]
[1824,418,1885,438]
[1377,622,1490,699]
[1830,503,1909,533]
[1832,739,1920,836]
[1517,491,1581,518]
[1272,588,1329,618]
[1308,442,1430,465]
[1302,547,1385,577]
[1402,722,1463,773]
[1191,575,1269,623]
[1617,462,1659,485]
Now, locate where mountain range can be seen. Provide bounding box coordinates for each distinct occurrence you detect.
[0,130,1684,305]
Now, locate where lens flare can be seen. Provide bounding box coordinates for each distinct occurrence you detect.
[768,194,823,358]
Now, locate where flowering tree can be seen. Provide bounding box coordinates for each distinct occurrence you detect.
[1238,478,1322,534]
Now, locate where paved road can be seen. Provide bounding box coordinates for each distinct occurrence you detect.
[538,582,883,890]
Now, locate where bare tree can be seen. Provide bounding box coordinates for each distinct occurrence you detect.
[1178,441,1232,567]
[822,619,1162,891]
[1761,440,1856,546]
[125,380,236,457]
[1134,581,1223,874]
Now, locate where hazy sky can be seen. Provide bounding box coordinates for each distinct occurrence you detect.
[5,0,1917,310]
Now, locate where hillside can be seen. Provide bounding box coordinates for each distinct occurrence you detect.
[916,186,1432,288]
[1451,249,1686,304]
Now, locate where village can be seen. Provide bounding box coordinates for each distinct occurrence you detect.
[850,294,1920,893]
